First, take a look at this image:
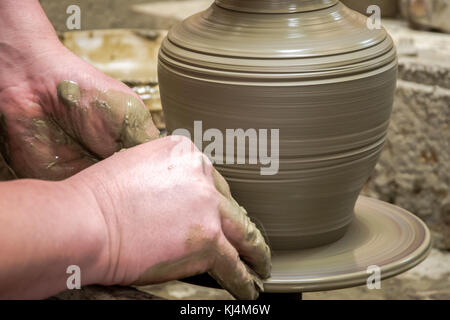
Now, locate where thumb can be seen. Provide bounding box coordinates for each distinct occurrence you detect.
[56,80,160,159]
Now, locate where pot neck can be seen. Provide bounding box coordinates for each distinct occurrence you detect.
[215,0,339,13]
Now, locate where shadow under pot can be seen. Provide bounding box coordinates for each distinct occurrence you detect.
[158,0,397,251]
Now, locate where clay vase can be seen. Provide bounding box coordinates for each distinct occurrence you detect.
[158,0,397,250]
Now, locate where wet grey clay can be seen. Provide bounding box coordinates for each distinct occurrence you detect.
[158,0,397,250]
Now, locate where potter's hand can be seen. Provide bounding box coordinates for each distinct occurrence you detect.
[71,136,271,300]
[0,8,159,180]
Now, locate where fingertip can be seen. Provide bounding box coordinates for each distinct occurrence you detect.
[57,80,81,108]
[219,198,272,280]
[245,264,265,293]
[119,93,160,147]
[259,243,272,279]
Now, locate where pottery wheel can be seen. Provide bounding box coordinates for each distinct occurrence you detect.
[264,196,432,293]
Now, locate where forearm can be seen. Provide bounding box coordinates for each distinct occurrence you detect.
[0,0,59,45]
[0,0,61,88]
[0,178,107,299]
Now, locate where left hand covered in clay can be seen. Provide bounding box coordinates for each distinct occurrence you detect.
[0,31,159,181]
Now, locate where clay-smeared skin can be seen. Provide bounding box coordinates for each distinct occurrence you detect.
[0,19,160,181]
[57,80,81,109]
[0,77,159,180]
[0,0,271,300]
[82,137,271,300]
[58,81,158,150]
[134,224,266,300]
[213,168,272,278]
[133,168,271,300]
[0,152,15,180]
[159,1,398,250]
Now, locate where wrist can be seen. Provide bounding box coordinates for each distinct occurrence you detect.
[59,175,112,287]
[66,166,126,286]
[0,178,111,298]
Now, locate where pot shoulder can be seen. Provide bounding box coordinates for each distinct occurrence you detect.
[159,1,397,80]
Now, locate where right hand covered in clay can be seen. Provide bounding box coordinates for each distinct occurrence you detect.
[70,135,271,300]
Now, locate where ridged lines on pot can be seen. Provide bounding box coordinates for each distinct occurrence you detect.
[158,0,399,250]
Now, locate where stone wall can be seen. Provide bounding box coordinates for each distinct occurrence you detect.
[363,21,450,249]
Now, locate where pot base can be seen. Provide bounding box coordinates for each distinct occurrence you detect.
[265,196,431,293]
[182,196,431,294]
[268,224,350,251]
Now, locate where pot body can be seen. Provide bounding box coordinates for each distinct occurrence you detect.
[158,1,397,250]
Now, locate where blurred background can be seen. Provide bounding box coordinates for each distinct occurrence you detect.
[38,0,449,300]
